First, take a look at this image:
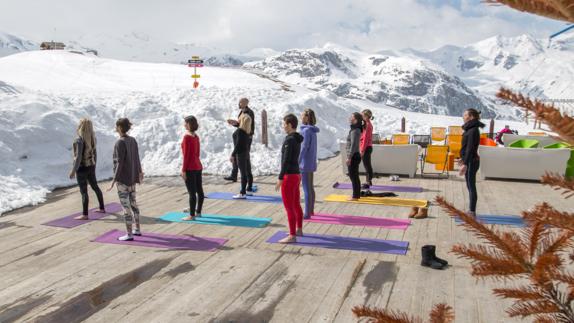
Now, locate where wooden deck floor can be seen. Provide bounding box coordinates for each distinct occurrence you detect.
[1,156,572,323]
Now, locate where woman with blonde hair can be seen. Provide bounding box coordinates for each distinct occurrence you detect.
[232,113,253,199]
[69,118,106,219]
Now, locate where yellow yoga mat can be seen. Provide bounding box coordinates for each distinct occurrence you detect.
[324,194,428,208]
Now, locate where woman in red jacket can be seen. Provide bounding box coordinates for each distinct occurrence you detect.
[181,116,204,221]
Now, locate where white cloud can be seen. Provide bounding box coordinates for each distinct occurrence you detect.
[0,0,564,52]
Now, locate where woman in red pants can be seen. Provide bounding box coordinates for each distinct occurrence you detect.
[275,114,304,243]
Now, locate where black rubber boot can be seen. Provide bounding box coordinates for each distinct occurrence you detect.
[421,245,445,269]
[427,245,448,266]
[223,176,237,182]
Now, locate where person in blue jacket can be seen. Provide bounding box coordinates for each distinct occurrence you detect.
[299,108,320,219]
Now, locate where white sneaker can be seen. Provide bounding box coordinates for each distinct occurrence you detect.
[132,229,142,236]
[118,234,134,241]
[232,194,247,199]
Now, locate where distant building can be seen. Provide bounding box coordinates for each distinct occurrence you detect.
[40,42,66,50]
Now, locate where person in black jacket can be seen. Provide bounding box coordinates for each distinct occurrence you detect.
[232,114,253,199]
[225,98,254,193]
[275,114,304,243]
[459,108,485,217]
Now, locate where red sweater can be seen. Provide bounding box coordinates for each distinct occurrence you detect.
[182,134,202,171]
[360,120,373,153]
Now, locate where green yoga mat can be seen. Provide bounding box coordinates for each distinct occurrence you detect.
[158,212,271,228]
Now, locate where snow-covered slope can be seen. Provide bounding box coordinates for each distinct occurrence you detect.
[405,34,574,102]
[245,44,518,119]
[0,32,37,57]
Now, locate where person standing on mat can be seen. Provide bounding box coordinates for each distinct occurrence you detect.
[181,116,204,221]
[346,112,363,201]
[108,118,144,241]
[225,98,255,194]
[69,118,106,220]
[299,108,319,219]
[360,109,374,188]
[459,108,484,217]
[275,114,304,243]
[232,113,253,199]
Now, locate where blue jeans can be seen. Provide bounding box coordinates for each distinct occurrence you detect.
[301,172,315,218]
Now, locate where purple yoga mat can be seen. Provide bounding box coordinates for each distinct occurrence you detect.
[42,202,123,228]
[92,229,227,251]
[266,231,409,255]
[333,182,423,193]
[305,213,411,230]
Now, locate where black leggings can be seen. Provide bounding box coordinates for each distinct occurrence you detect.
[185,170,204,216]
[76,165,105,215]
[231,138,253,189]
[465,159,480,212]
[348,153,362,199]
[362,146,373,185]
[237,153,250,194]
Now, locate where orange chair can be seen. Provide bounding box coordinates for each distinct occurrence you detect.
[446,134,463,158]
[431,127,447,143]
[392,133,410,145]
[480,138,497,146]
[420,145,450,178]
[448,126,463,136]
[528,132,547,136]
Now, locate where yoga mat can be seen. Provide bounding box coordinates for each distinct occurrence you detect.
[324,194,428,208]
[455,215,524,227]
[206,192,282,204]
[305,213,411,230]
[92,229,227,251]
[159,212,271,228]
[42,202,123,228]
[266,231,409,255]
[333,182,423,193]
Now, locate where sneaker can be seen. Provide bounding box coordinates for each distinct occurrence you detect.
[224,176,237,182]
[118,234,134,241]
[132,229,142,236]
[232,194,247,199]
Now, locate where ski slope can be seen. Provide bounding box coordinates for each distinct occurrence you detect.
[0,50,532,215]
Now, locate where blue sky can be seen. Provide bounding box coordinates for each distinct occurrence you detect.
[0,0,567,52]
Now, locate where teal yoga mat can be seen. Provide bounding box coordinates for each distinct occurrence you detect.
[159,212,271,228]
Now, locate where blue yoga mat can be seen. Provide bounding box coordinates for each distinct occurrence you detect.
[267,231,409,255]
[455,214,524,226]
[206,192,283,204]
[159,212,271,228]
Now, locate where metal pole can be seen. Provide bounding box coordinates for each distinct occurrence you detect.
[401,117,406,133]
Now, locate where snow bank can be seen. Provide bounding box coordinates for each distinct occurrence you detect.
[0,51,532,215]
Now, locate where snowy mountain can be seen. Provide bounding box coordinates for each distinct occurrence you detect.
[0,50,532,215]
[404,33,574,103]
[0,32,37,57]
[245,44,516,119]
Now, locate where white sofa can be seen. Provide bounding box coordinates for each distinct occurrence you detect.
[340,143,419,178]
[502,134,560,147]
[479,146,570,181]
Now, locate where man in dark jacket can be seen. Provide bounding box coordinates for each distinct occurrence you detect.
[275,114,304,243]
[224,98,254,192]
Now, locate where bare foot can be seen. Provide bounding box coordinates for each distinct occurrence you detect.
[296,228,303,236]
[95,209,106,213]
[74,215,89,220]
[181,216,195,221]
[278,235,297,244]
[347,197,359,201]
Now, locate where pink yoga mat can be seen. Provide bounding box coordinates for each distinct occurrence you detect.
[92,229,227,251]
[305,213,411,230]
[42,202,123,228]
